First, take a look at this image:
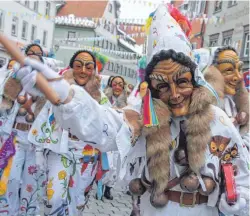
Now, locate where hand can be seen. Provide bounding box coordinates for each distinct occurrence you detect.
[235,112,248,126]
[219,192,246,215]
[14,66,42,97]
[24,58,59,80]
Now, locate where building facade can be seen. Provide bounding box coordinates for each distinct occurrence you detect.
[0,0,59,67]
[171,0,208,49]
[204,0,249,70]
[54,0,140,84]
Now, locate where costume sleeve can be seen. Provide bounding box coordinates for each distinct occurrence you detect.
[53,84,132,165]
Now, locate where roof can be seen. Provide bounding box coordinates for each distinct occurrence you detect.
[57,0,108,18]
[55,14,95,28]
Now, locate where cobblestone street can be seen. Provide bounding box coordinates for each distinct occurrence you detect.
[40,187,132,216]
[84,187,132,216]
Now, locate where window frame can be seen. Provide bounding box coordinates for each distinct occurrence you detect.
[42,30,48,47]
[45,1,51,17]
[243,32,249,57]
[0,10,4,31]
[214,1,222,13]
[31,25,37,42]
[11,16,19,37]
[21,21,28,40]
[222,29,233,46]
[24,0,29,8]
[67,31,76,42]
[209,33,220,47]
[228,0,237,8]
[33,1,39,12]
[108,3,112,13]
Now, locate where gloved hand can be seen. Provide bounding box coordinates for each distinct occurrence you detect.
[219,189,247,215]
[14,58,71,103]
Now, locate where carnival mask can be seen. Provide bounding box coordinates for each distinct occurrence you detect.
[26,45,43,60]
[150,59,194,117]
[216,50,243,96]
[111,77,124,97]
[72,52,95,86]
[7,59,16,70]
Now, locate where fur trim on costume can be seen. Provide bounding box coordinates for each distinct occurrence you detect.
[235,81,250,135]
[3,77,22,102]
[142,87,214,207]
[104,87,127,108]
[204,66,225,108]
[204,66,249,135]
[63,69,101,103]
[34,97,47,118]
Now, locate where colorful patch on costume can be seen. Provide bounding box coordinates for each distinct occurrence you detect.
[209,136,231,158]
[222,144,239,162]
[153,40,157,48]
[100,97,109,105]
[169,140,176,151]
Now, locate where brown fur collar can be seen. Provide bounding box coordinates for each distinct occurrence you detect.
[142,86,214,207]
[104,87,127,108]
[63,69,101,103]
[204,66,249,135]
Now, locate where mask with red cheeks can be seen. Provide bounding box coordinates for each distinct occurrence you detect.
[72,52,95,86]
[111,77,124,97]
[149,59,194,117]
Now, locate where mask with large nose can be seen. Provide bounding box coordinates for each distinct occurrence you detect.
[72,52,95,86]
[215,49,243,96]
[149,59,194,117]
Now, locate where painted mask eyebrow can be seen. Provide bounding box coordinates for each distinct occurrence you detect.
[73,59,95,66]
[217,59,236,68]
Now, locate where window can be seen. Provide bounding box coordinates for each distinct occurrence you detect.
[21,21,28,40]
[243,33,249,57]
[110,43,113,50]
[214,1,222,13]
[120,65,123,75]
[116,64,120,73]
[106,41,109,49]
[110,62,114,71]
[31,25,37,41]
[113,44,116,51]
[222,29,233,46]
[0,57,6,68]
[228,0,237,7]
[33,1,39,12]
[45,2,50,16]
[242,26,249,57]
[209,33,219,47]
[11,16,18,36]
[67,31,76,41]
[24,1,29,8]
[0,10,4,30]
[108,3,112,13]
[42,30,48,46]
[192,42,197,49]
[124,67,127,76]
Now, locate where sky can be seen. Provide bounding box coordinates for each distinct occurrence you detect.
[120,0,170,19]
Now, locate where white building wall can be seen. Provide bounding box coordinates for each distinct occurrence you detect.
[0,0,57,65]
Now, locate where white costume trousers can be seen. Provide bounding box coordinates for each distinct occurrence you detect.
[0,131,42,216]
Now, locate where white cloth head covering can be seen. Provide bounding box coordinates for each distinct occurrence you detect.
[146,4,192,64]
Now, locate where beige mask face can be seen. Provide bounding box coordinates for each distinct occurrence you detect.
[150,59,194,117]
[26,45,43,60]
[216,50,243,96]
[111,77,124,97]
[72,52,95,86]
[7,59,17,70]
